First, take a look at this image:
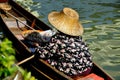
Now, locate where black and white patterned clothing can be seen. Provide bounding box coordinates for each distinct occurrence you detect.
[35,33,92,76]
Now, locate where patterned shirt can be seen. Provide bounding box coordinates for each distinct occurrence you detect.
[35,33,92,76]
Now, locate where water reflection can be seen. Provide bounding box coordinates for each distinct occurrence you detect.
[82,18,120,80]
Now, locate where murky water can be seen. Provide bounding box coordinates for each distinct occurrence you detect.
[0,0,120,79]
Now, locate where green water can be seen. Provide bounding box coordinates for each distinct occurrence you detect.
[0,0,120,79]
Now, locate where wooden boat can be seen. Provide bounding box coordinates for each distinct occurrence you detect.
[0,0,114,80]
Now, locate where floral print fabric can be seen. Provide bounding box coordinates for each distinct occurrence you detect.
[35,33,92,76]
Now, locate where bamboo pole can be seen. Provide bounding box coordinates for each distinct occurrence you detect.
[5,11,35,30]
[16,55,35,66]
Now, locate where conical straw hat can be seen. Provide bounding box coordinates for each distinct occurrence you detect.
[48,7,84,36]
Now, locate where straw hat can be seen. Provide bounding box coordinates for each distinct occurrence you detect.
[0,3,12,10]
[48,7,84,36]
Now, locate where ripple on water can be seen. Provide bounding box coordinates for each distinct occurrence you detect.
[83,22,120,79]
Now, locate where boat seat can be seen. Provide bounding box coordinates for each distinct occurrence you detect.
[3,17,27,40]
[3,17,26,28]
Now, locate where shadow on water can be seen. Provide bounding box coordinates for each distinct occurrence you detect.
[0,0,120,79]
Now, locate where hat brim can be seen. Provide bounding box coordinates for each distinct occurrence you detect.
[48,11,83,36]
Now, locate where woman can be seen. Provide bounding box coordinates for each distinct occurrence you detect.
[24,7,93,79]
[35,7,92,79]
